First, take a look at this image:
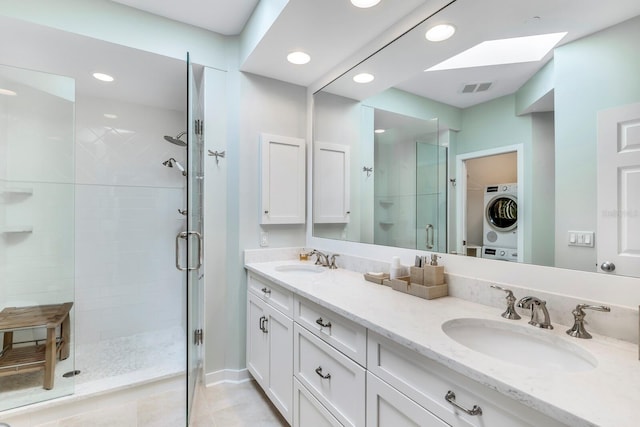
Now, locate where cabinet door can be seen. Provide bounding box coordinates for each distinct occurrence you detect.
[313,142,350,223]
[267,303,294,424]
[247,293,269,388]
[367,372,448,427]
[260,133,306,224]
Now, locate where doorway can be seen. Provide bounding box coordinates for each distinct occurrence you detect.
[456,145,524,262]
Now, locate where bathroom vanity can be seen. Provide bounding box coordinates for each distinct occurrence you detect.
[245,257,639,427]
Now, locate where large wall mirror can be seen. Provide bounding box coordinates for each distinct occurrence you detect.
[313,0,640,277]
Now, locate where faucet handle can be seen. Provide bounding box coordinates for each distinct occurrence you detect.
[328,254,340,269]
[566,304,611,339]
[490,285,521,320]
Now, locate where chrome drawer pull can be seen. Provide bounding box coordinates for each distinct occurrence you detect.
[261,287,271,296]
[445,391,482,416]
[315,318,332,328]
[259,316,268,333]
[315,366,331,379]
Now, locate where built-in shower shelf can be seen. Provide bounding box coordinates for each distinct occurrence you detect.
[1,226,34,233]
[379,200,394,207]
[1,187,33,195]
[379,221,394,226]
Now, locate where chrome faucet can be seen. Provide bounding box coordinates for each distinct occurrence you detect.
[490,285,521,320]
[310,250,330,267]
[517,296,553,329]
[566,304,610,339]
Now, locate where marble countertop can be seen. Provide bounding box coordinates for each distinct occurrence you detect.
[245,259,640,427]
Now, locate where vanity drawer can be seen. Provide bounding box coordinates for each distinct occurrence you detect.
[367,332,566,427]
[293,378,344,427]
[294,323,365,427]
[248,273,293,316]
[294,296,367,366]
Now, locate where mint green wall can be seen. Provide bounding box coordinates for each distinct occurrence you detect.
[554,15,640,271]
[515,59,554,115]
[366,87,462,130]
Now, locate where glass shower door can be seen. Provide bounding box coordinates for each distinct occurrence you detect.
[0,64,75,410]
[416,139,448,253]
[185,53,204,422]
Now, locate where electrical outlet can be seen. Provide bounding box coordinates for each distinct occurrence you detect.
[260,231,269,247]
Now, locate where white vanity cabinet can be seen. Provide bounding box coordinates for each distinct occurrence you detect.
[245,268,572,427]
[246,274,294,424]
[367,332,566,427]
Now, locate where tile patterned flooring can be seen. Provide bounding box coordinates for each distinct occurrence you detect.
[191,380,288,427]
[1,379,287,427]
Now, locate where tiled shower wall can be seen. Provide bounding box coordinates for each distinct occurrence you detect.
[74,95,186,345]
[1,71,75,314]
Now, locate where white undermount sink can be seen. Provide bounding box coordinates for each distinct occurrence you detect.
[442,318,597,372]
[274,263,326,274]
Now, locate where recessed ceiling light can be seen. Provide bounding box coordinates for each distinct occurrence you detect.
[0,88,17,96]
[353,73,375,84]
[426,32,567,72]
[374,129,385,134]
[425,24,456,42]
[92,72,114,82]
[103,113,118,119]
[287,51,311,65]
[351,0,381,8]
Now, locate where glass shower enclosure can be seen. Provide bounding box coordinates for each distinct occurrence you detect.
[0,64,76,410]
[0,19,204,426]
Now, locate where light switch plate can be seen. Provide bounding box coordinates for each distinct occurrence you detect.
[568,231,595,247]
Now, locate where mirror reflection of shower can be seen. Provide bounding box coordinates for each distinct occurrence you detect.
[164,131,187,147]
[162,158,187,176]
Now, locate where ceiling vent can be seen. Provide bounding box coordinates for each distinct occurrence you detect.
[461,82,492,93]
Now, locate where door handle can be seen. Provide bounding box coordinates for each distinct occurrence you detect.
[175,231,203,271]
[426,224,434,249]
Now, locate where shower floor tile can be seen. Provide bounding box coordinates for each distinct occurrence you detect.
[0,327,185,412]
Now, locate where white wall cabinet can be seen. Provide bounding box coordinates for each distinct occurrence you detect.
[313,142,350,223]
[260,133,306,224]
[246,280,293,424]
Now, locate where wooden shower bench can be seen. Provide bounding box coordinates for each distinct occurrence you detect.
[0,302,73,390]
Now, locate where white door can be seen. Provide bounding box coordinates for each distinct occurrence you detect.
[314,142,351,223]
[597,102,640,276]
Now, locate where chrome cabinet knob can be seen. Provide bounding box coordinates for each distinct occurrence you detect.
[600,261,615,272]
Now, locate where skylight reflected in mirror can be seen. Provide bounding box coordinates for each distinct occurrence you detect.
[426,32,568,71]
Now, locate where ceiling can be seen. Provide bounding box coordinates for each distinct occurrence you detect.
[2,0,639,113]
[110,0,261,36]
[105,0,640,110]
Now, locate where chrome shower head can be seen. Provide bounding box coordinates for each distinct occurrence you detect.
[164,131,187,147]
[162,158,187,176]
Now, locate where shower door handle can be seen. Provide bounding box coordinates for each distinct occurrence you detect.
[175,231,204,271]
[425,224,434,250]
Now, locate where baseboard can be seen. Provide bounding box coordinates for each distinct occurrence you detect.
[205,368,251,387]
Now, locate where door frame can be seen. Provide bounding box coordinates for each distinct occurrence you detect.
[455,144,524,261]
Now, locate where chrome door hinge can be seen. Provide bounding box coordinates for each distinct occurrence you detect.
[194,329,203,346]
[195,120,203,136]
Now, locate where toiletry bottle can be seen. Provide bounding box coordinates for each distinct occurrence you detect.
[390,256,401,279]
[423,254,444,286]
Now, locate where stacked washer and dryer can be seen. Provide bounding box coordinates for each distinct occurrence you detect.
[482,183,518,261]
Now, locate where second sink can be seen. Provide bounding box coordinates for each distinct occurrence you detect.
[442,318,597,372]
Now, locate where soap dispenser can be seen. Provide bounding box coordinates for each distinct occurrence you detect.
[423,254,444,286]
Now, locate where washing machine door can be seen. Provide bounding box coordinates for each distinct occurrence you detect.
[485,195,518,231]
